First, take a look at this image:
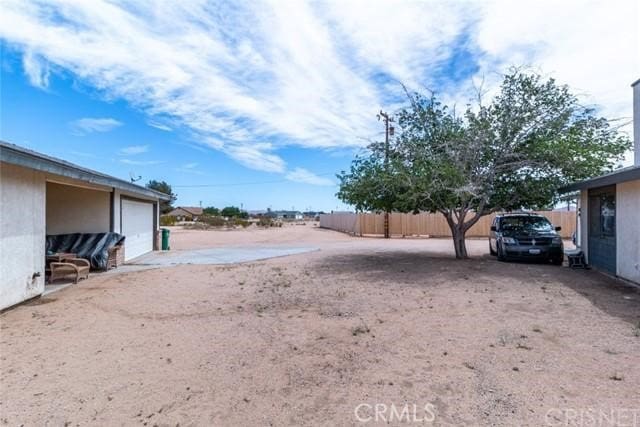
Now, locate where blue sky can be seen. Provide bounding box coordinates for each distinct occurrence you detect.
[1,1,637,211]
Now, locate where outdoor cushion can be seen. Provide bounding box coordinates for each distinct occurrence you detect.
[46,232,125,270]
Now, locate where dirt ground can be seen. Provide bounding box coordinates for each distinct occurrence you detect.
[1,224,639,426]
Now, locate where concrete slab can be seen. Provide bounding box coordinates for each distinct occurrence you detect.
[43,282,75,296]
[127,246,318,267]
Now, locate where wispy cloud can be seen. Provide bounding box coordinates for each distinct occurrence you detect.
[285,168,334,186]
[147,120,172,132]
[69,117,122,135]
[225,143,286,173]
[120,158,163,166]
[1,1,636,172]
[22,50,49,89]
[118,144,149,156]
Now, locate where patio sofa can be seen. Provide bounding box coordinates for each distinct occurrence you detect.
[46,232,125,270]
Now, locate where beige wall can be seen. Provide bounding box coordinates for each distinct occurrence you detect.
[46,182,111,235]
[633,81,639,165]
[320,210,576,238]
[616,180,640,283]
[0,163,46,310]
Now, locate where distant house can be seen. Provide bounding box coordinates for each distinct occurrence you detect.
[166,206,203,221]
[560,78,640,284]
[270,210,303,220]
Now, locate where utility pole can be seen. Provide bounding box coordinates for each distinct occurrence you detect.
[377,110,394,239]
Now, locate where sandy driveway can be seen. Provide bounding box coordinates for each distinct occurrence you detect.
[1,224,639,426]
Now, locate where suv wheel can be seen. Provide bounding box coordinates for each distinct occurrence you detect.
[497,243,507,262]
[489,239,497,256]
[551,255,564,266]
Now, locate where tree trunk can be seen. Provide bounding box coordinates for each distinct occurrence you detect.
[384,211,390,239]
[441,208,491,259]
[451,225,468,259]
[441,209,471,259]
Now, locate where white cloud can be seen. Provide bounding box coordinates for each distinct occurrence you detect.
[147,120,172,132]
[70,117,122,135]
[22,50,49,89]
[472,0,638,122]
[285,168,334,186]
[0,0,637,171]
[225,143,286,173]
[118,144,149,156]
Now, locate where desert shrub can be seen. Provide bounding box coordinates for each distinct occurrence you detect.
[183,222,210,230]
[234,218,250,228]
[257,217,273,227]
[160,215,176,226]
[198,215,226,227]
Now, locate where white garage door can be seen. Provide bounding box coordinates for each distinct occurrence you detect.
[121,199,154,261]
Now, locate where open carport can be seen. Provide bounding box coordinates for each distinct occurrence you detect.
[0,141,170,310]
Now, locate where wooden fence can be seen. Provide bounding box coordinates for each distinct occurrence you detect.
[320,211,576,239]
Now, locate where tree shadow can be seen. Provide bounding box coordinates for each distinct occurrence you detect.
[312,250,640,325]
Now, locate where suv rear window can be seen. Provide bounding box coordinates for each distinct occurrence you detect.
[499,216,553,232]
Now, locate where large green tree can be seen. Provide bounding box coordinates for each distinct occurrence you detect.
[203,206,220,216]
[146,180,177,214]
[221,206,248,218]
[338,71,630,258]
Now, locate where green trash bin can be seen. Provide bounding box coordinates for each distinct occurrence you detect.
[161,228,170,250]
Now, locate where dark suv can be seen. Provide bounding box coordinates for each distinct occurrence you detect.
[489,213,564,265]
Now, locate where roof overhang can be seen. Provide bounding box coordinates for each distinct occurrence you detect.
[559,165,640,193]
[0,141,171,201]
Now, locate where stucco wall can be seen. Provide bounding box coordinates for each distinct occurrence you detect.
[46,182,110,234]
[0,163,46,310]
[616,180,640,283]
[633,81,639,165]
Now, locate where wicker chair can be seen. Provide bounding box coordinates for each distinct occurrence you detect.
[49,258,90,284]
[106,244,124,269]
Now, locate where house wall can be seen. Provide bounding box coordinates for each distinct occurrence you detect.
[633,81,639,165]
[0,163,46,310]
[616,180,640,283]
[46,182,111,234]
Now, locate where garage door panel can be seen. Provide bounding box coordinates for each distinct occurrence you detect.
[121,199,153,261]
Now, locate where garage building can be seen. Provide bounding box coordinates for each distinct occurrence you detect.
[0,141,170,310]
